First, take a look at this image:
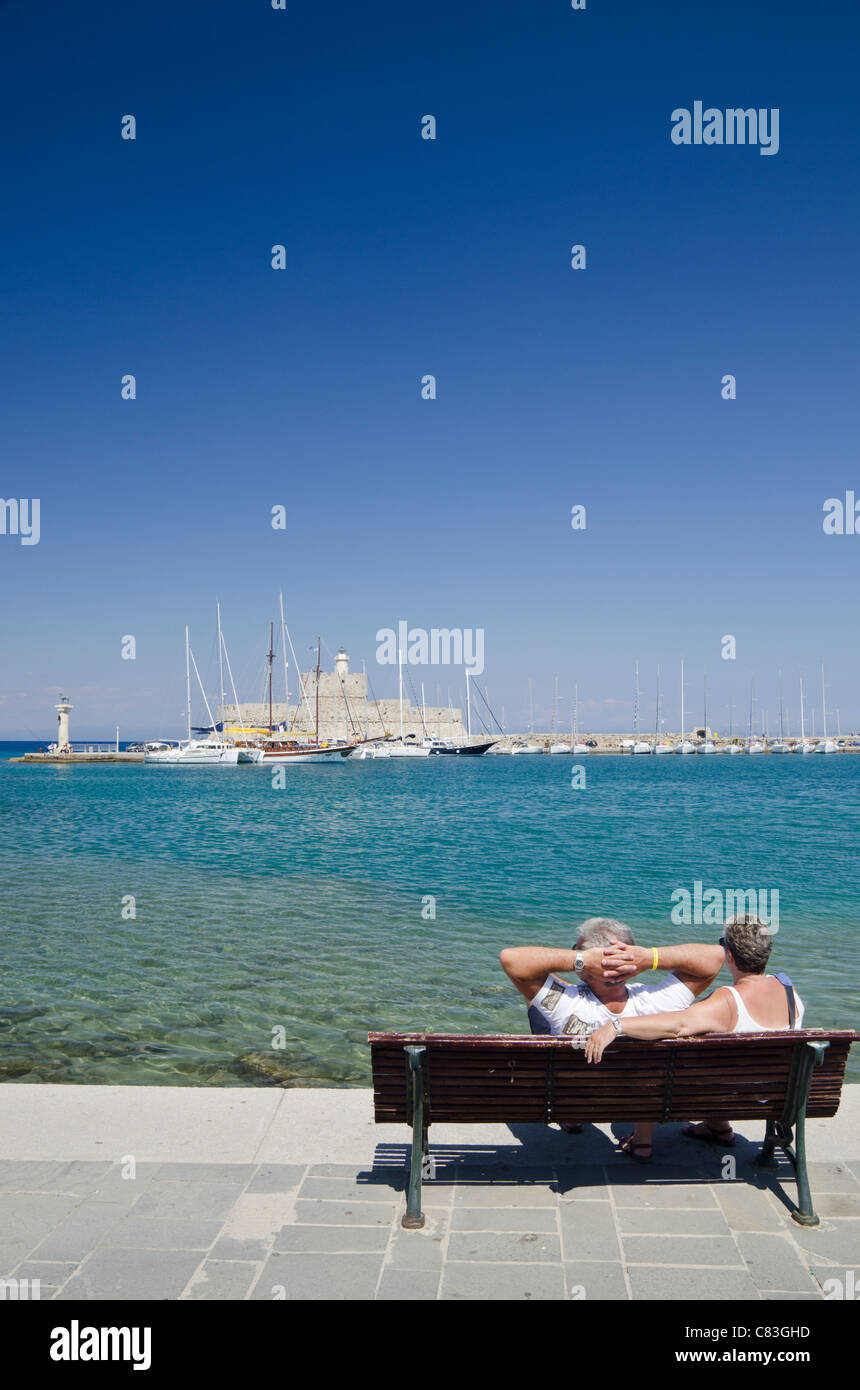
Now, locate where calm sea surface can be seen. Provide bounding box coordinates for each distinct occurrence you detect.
[1,746,857,1086]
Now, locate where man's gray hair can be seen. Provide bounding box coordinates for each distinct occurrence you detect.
[576,917,635,949]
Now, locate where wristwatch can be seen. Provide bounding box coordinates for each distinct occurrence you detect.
[573,952,585,972]
[611,1016,624,1035]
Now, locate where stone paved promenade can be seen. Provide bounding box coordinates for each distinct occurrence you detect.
[0,1085,857,1300]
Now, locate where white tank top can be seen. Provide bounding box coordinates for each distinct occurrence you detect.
[726,982,804,1033]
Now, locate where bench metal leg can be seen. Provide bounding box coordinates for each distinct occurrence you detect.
[753,1119,783,1170]
[754,1042,828,1226]
[403,1046,427,1230]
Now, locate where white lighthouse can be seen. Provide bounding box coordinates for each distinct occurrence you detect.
[56,694,72,752]
[335,647,349,684]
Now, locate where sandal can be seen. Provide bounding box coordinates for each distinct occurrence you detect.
[682,1121,735,1147]
[618,1133,652,1164]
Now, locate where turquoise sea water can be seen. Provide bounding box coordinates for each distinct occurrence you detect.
[1,747,858,1086]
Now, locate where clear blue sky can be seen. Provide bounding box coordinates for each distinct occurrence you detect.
[1,0,858,737]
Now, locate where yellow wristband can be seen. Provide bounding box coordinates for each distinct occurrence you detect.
[652,948,659,971]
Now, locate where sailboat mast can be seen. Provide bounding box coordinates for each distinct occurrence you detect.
[821,663,827,740]
[185,625,192,742]
[316,638,321,742]
[703,671,709,739]
[279,592,290,726]
[267,622,274,733]
[217,601,226,732]
[399,644,404,741]
[551,676,558,736]
[633,662,640,738]
[655,665,661,743]
[778,668,784,740]
[799,675,805,740]
[680,658,685,744]
[528,678,534,735]
[466,671,472,738]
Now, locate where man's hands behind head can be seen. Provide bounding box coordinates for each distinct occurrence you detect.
[599,940,649,982]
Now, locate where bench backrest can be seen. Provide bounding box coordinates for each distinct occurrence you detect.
[369,1030,858,1126]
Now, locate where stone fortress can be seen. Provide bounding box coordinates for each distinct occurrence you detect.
[219,648,469,743]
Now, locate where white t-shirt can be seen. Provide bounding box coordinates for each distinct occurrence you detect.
[530,972,695,1037]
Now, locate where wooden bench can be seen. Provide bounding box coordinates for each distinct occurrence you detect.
[369,1029,859,1229]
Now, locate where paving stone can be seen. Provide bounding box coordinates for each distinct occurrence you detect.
[622,1235,742,1266]
[714,1183,786,1232]
[810,1193,860,1218]
[131,1183,239,1222]
[0,1162,67,1192]
[25,1161,114,1194]
[808,1265,860,1299]
[100,1215,224,1250]
[377,1269,440,1300]
[30,1201,130,1261]
[452,1182,556,1207]
[628,1266,760,1300]
[386,1216,448,1270]
[182,1260,260,1300]
[553,1167,610,1201]
[805,1163,860,1193]
[294,1199,397,1226]
[9,1261,78,1289]
[244,1165,307,1194]
[441,1261,566,1300]
[307,1164,374,1178]
[0,1242,35,1274]
[451,1207,557,1233]
[565,1260,628,1300]
[447,1230,561,1263]
[559,1201,620,1261]
[616,1206,730,1235]
[152,1163,256,1184]
[0,1193,81,1246]
[54,1248,204,1301]
[612,1182,718,1210]
[250,1252,383,1300]
[790,1220,860,1265]
[761,1290,823,1300]
[73,1168,161,1205]
[273,1223,390,1253]
[736,1233,818,1291]
[297,1177,403,1202]
[209,1235,271,1261]
[451,1163,556,1182]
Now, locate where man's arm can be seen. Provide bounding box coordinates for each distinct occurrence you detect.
[499,946,600,1002]
[600,941,725,998]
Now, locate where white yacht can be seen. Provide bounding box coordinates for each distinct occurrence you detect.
[697,742,716,755]
[748,741,764,755]
[549,742,572,754]
[145,739,240,765]
[632,741,652,755]
[655,742,674,754]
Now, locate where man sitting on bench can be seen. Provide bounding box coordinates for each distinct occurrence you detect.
[583,915,804,1159]
[500,917,725,1160]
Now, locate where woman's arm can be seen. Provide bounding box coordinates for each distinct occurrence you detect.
[584,988,736,1063]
